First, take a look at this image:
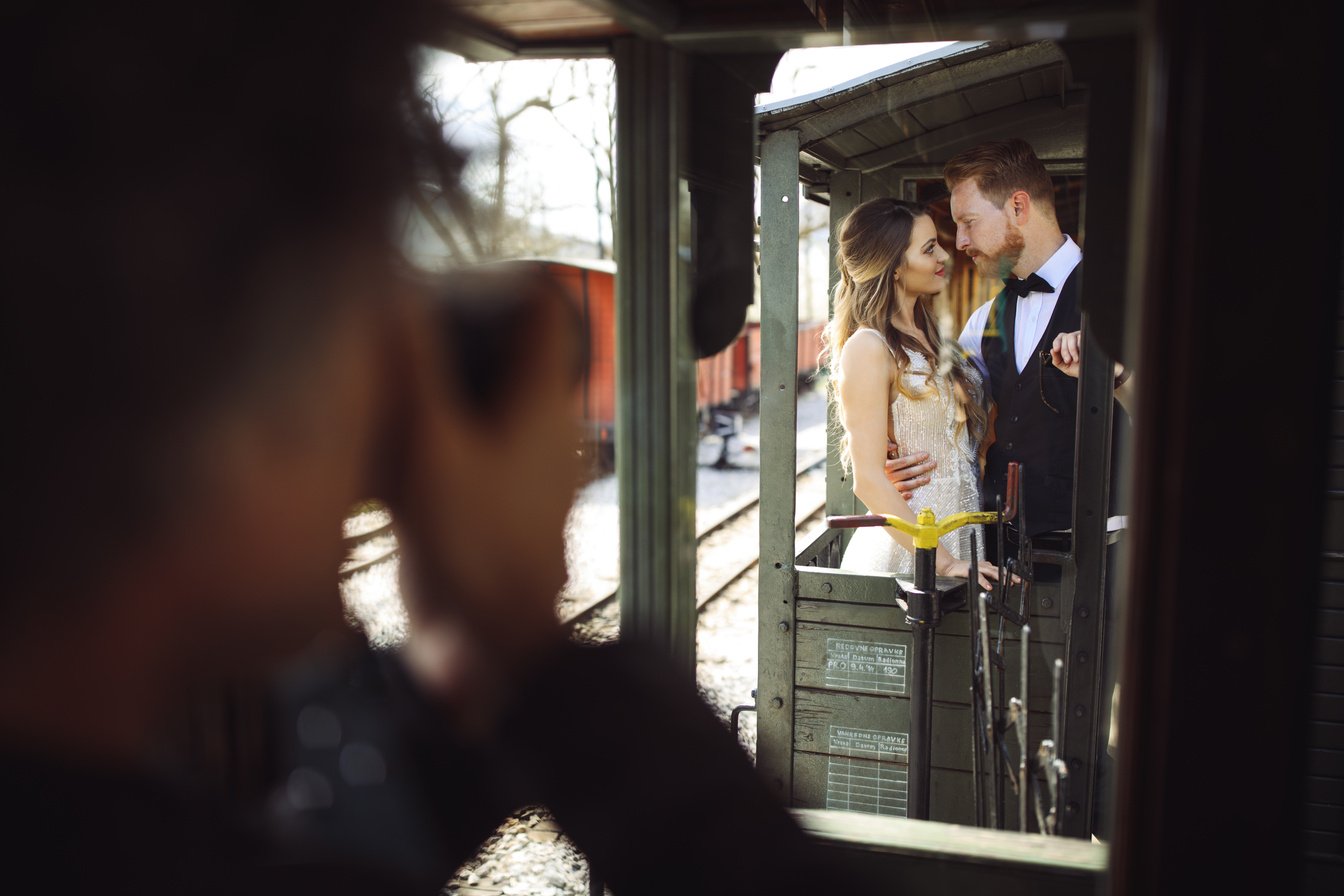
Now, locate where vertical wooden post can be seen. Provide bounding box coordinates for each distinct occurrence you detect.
[825,170,863,537]
[613,37,697,676]
[757,127,801,799]
[1054,33,1135,838]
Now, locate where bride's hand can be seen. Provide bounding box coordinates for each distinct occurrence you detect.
[936,553,1009,592]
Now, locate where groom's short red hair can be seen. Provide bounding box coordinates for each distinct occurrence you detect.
[943,138,1056,213]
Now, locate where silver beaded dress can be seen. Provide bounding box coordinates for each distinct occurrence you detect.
[839,328,985,579]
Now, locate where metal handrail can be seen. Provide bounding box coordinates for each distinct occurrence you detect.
[825,462,1020,547]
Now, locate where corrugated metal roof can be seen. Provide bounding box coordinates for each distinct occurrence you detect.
[756,40,1086,201]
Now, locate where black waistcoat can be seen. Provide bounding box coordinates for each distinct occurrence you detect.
[980,262,1125,535]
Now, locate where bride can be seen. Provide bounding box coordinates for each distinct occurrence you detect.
[824,198,1001,590]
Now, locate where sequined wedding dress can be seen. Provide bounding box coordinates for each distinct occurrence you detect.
[839,328,984,578]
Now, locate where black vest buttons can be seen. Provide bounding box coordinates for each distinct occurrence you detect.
[1011,416,1019,424]
[1006,442,1014,451]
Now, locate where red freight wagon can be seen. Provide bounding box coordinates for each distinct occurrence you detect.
[732,321,761,398]
[697,347,735,410]
[538,259,618,450]
[734,319,823,401]
[537,259,822,470]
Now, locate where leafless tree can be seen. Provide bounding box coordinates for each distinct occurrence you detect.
[415,60,581,264]
[546,61,616,260]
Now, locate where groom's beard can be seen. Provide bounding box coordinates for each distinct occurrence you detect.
[973,222,1027,279]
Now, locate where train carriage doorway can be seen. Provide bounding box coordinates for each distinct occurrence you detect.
[755,40,1122,843]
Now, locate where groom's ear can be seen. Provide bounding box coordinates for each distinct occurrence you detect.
[1007,189,1032,224]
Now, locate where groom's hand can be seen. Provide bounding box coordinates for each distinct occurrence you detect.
[1050,330,1083,377]
[1051,330,1126,383]
[885,443,935,501]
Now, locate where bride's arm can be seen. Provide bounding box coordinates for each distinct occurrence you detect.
[836,333,922,556]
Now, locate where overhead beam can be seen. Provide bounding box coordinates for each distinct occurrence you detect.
[582,0,679,39]
[801,160,1086,204]
[861,160,1087,178]
[837,4,1138,45]
[426,13,520,61]
[666,4,1135,53]
[426,2,1139,59]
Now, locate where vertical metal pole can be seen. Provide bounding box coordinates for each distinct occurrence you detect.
[907,543,939,819]
[970,591,983,827]
[614,37,697,676]
[995,652,1006,829]
[756,127,801,801]
[905,601,933,820]
[1019,623,1031,832]
[978,592,998,831]
[1058,315,1115,833]
[1054,32,1136,839]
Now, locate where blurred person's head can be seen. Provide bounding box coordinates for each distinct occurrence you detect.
[426,263,588,609]
[943,138,1059,279]
[392,264,589,716]
[1,0,458,673]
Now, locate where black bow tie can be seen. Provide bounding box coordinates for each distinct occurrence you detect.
[1002,272,1055,298]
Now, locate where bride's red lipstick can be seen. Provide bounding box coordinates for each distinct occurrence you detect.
[935,263,946,277]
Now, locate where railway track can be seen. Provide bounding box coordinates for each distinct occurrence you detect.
[565,456,827,638]
[339,453,829,636]
[338,456,829,893]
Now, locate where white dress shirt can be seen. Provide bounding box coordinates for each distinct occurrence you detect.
[958,235,1083,376]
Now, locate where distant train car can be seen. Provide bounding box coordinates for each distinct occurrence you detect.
[731,320,826,413]
[535,258,823,471]
[538,259,618,457]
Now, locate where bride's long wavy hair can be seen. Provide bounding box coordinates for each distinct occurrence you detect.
[820,197,987,473]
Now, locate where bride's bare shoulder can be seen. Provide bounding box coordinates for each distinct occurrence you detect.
[837,328,895,382]
[841,327,894,359]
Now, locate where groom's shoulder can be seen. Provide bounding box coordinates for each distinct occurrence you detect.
[956,300,995,377]
[962,296,996,336]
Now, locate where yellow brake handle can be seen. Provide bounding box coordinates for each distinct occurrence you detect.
[827,462,1020,550]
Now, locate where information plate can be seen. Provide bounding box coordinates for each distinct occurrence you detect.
[824,637,907,694]
[824,725,909,817]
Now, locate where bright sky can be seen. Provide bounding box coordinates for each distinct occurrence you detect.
[762,42,955,105]
[420,53,618,255]
[419,42,956,258]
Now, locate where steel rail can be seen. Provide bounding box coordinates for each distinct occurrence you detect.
[336,454,829,629]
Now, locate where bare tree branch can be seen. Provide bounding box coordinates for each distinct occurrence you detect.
[546,60,616,259]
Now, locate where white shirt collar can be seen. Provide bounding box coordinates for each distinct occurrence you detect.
[1030,234,1082,293]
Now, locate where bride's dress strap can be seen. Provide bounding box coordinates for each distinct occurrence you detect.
[850,326,898,359]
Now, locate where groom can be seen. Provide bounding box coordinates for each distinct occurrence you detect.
[887,138,1130,559]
